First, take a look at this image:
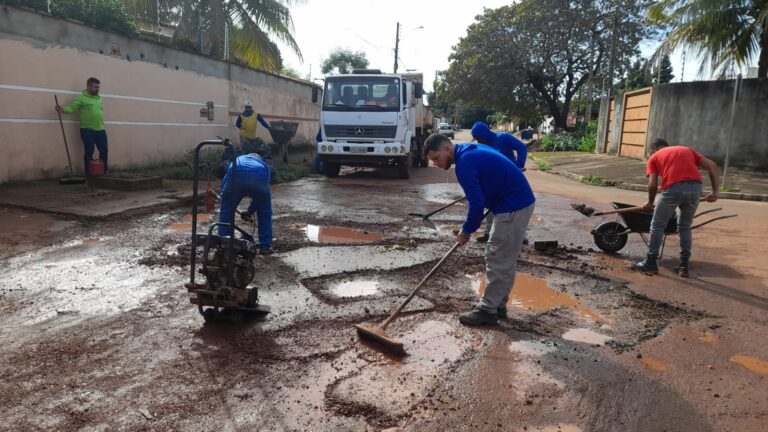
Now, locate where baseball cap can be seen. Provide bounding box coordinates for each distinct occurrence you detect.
[244,101,253,107]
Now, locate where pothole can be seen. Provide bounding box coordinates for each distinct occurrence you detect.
[330,279,380,298]
[561,328,612,345]
[301,224,386,244]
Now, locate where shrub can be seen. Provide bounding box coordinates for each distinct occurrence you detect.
[536,159,551,171]
[578,121,598,153]
[2,0,138,36]
[540,133,581,151]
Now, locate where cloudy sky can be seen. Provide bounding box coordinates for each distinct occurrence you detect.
[276,1,757,91]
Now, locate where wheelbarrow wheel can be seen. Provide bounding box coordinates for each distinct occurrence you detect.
[593,221,628,253]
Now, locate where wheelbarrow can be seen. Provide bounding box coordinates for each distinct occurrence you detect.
[588,202,737,255]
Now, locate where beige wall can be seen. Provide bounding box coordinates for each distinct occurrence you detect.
[0,7,320,183]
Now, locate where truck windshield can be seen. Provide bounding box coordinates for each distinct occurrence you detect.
[323,77,400,112]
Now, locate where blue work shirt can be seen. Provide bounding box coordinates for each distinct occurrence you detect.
[471,121,528,169]
[454,144,535,234]
[220,154,271,215]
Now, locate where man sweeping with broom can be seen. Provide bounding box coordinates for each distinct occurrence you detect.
[424,134,535,326]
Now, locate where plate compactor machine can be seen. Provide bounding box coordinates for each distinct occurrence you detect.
[184,139,270,323]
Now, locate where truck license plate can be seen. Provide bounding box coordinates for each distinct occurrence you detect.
[350,147,368,153]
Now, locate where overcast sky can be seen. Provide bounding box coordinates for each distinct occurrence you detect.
[276,1,758,91]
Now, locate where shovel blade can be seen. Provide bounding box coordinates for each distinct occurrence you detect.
[354,324,405,356]
[422,217,437,230]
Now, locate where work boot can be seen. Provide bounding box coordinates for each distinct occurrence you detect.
[631,254,658,275]
[497,306,507,319]
[259,246,274,255]
[459,307,498,326]
[675,256,690,278]
[476,233,490,243]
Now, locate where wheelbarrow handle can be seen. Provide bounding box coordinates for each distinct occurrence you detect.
[423,196,466,218]
[595,198,712,217]
[693,207,722,219]
[691,214,737,230]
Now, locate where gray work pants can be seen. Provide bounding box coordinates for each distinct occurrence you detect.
[648,180,702,259]
[478,203,535,313]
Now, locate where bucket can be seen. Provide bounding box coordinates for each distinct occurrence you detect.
[88,159,105,176]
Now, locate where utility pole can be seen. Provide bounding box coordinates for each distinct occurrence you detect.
[393,22,400,73]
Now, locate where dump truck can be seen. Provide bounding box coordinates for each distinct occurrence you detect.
[317,69,433,179]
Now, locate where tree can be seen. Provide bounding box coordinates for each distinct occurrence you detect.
[280,65,301,79]
[650,0,768,78]
[445,0,648,130]
[4,0,138,36]
[126,0,302,72]
[615,54,674,93]
[655,54,675,84]
[320,48,369,75]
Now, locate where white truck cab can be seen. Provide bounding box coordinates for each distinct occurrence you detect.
[317,69,430,179]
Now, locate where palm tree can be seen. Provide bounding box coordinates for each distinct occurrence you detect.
[125,0,302,72]
[649,0,768,78]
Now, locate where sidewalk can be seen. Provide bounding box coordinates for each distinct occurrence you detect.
[0,179,200,218]
[530,153,768,202]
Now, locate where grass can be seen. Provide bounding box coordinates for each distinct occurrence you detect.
[581,174,617,187]
[529,151,591,159]
[536,159,551,172]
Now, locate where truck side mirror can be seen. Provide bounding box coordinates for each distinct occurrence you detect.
[311,86,319,103]
[414,83,423,99]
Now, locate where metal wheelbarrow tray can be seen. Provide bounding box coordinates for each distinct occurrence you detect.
[590,202,737,255]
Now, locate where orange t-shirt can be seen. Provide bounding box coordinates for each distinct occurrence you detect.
[646,146,703,190]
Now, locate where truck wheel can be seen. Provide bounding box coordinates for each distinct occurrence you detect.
[397,156,410,179]
[324,162,341,178]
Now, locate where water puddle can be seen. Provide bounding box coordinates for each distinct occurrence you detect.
[531,216,545,224]
[304,225,385,244]
[699,332,718,344]
[730,354,768,376]
[640,357,671,372]
[169,223,192,231]
[508,340,557,357]
[330,280,379,298]
[470,273,601,320]
[562,328,612,346]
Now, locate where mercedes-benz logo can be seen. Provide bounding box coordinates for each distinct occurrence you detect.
[354,127,364,136]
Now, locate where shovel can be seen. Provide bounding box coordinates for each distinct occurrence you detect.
[409,196,465,230]
[55,95,86,185]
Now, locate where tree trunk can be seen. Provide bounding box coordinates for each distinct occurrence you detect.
[759,24,768,78]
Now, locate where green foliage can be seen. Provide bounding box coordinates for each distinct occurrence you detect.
[581,174,616,187]
[649,0,768,78]
[536,159,551,171]
[321,48,369,75]
[445,0,649,129]
[270,163,309,184]
[280,65,302,79]
[578,121,598,153]
[540,133,582,152]
[3,0,138,36]
[616,55,674,93]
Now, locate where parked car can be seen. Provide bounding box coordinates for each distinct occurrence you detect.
[437,123,454,139]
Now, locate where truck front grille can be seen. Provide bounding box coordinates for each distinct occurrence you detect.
[324,125,397,139]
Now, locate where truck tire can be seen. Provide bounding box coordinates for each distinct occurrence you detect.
[397,156,410,179]
[324,162,341,178]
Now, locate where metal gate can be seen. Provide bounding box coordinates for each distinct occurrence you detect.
[619,88,652,159]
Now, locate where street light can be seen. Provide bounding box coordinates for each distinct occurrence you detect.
[393,23,423,73]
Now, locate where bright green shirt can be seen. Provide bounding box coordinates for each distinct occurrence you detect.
[62,90,104,131]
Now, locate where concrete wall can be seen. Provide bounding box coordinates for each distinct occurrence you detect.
[646,79,768,170]
[0,5,320,184]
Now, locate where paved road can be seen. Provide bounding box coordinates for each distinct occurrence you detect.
[0,132,766,431]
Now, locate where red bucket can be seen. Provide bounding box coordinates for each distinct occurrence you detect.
[88,159,105,176]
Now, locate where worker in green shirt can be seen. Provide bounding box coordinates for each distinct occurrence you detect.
[56,77,108,175]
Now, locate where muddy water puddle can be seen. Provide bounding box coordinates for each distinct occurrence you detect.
[562,328,612,345]
[330,279,380,298]
[302,224,385,244]
[508,339,558,357]
[470,272,601,320]
[730,354,768,376]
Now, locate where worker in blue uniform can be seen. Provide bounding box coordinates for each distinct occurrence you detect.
[217,153,273,255]
[424,133,535,326]
[471,121,529,243]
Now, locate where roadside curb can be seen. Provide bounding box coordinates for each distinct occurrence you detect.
[530,157,768,202]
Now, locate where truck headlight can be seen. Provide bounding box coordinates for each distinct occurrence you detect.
[321,145,327,152]
[384,147,391,154]
[328,145,334,152]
